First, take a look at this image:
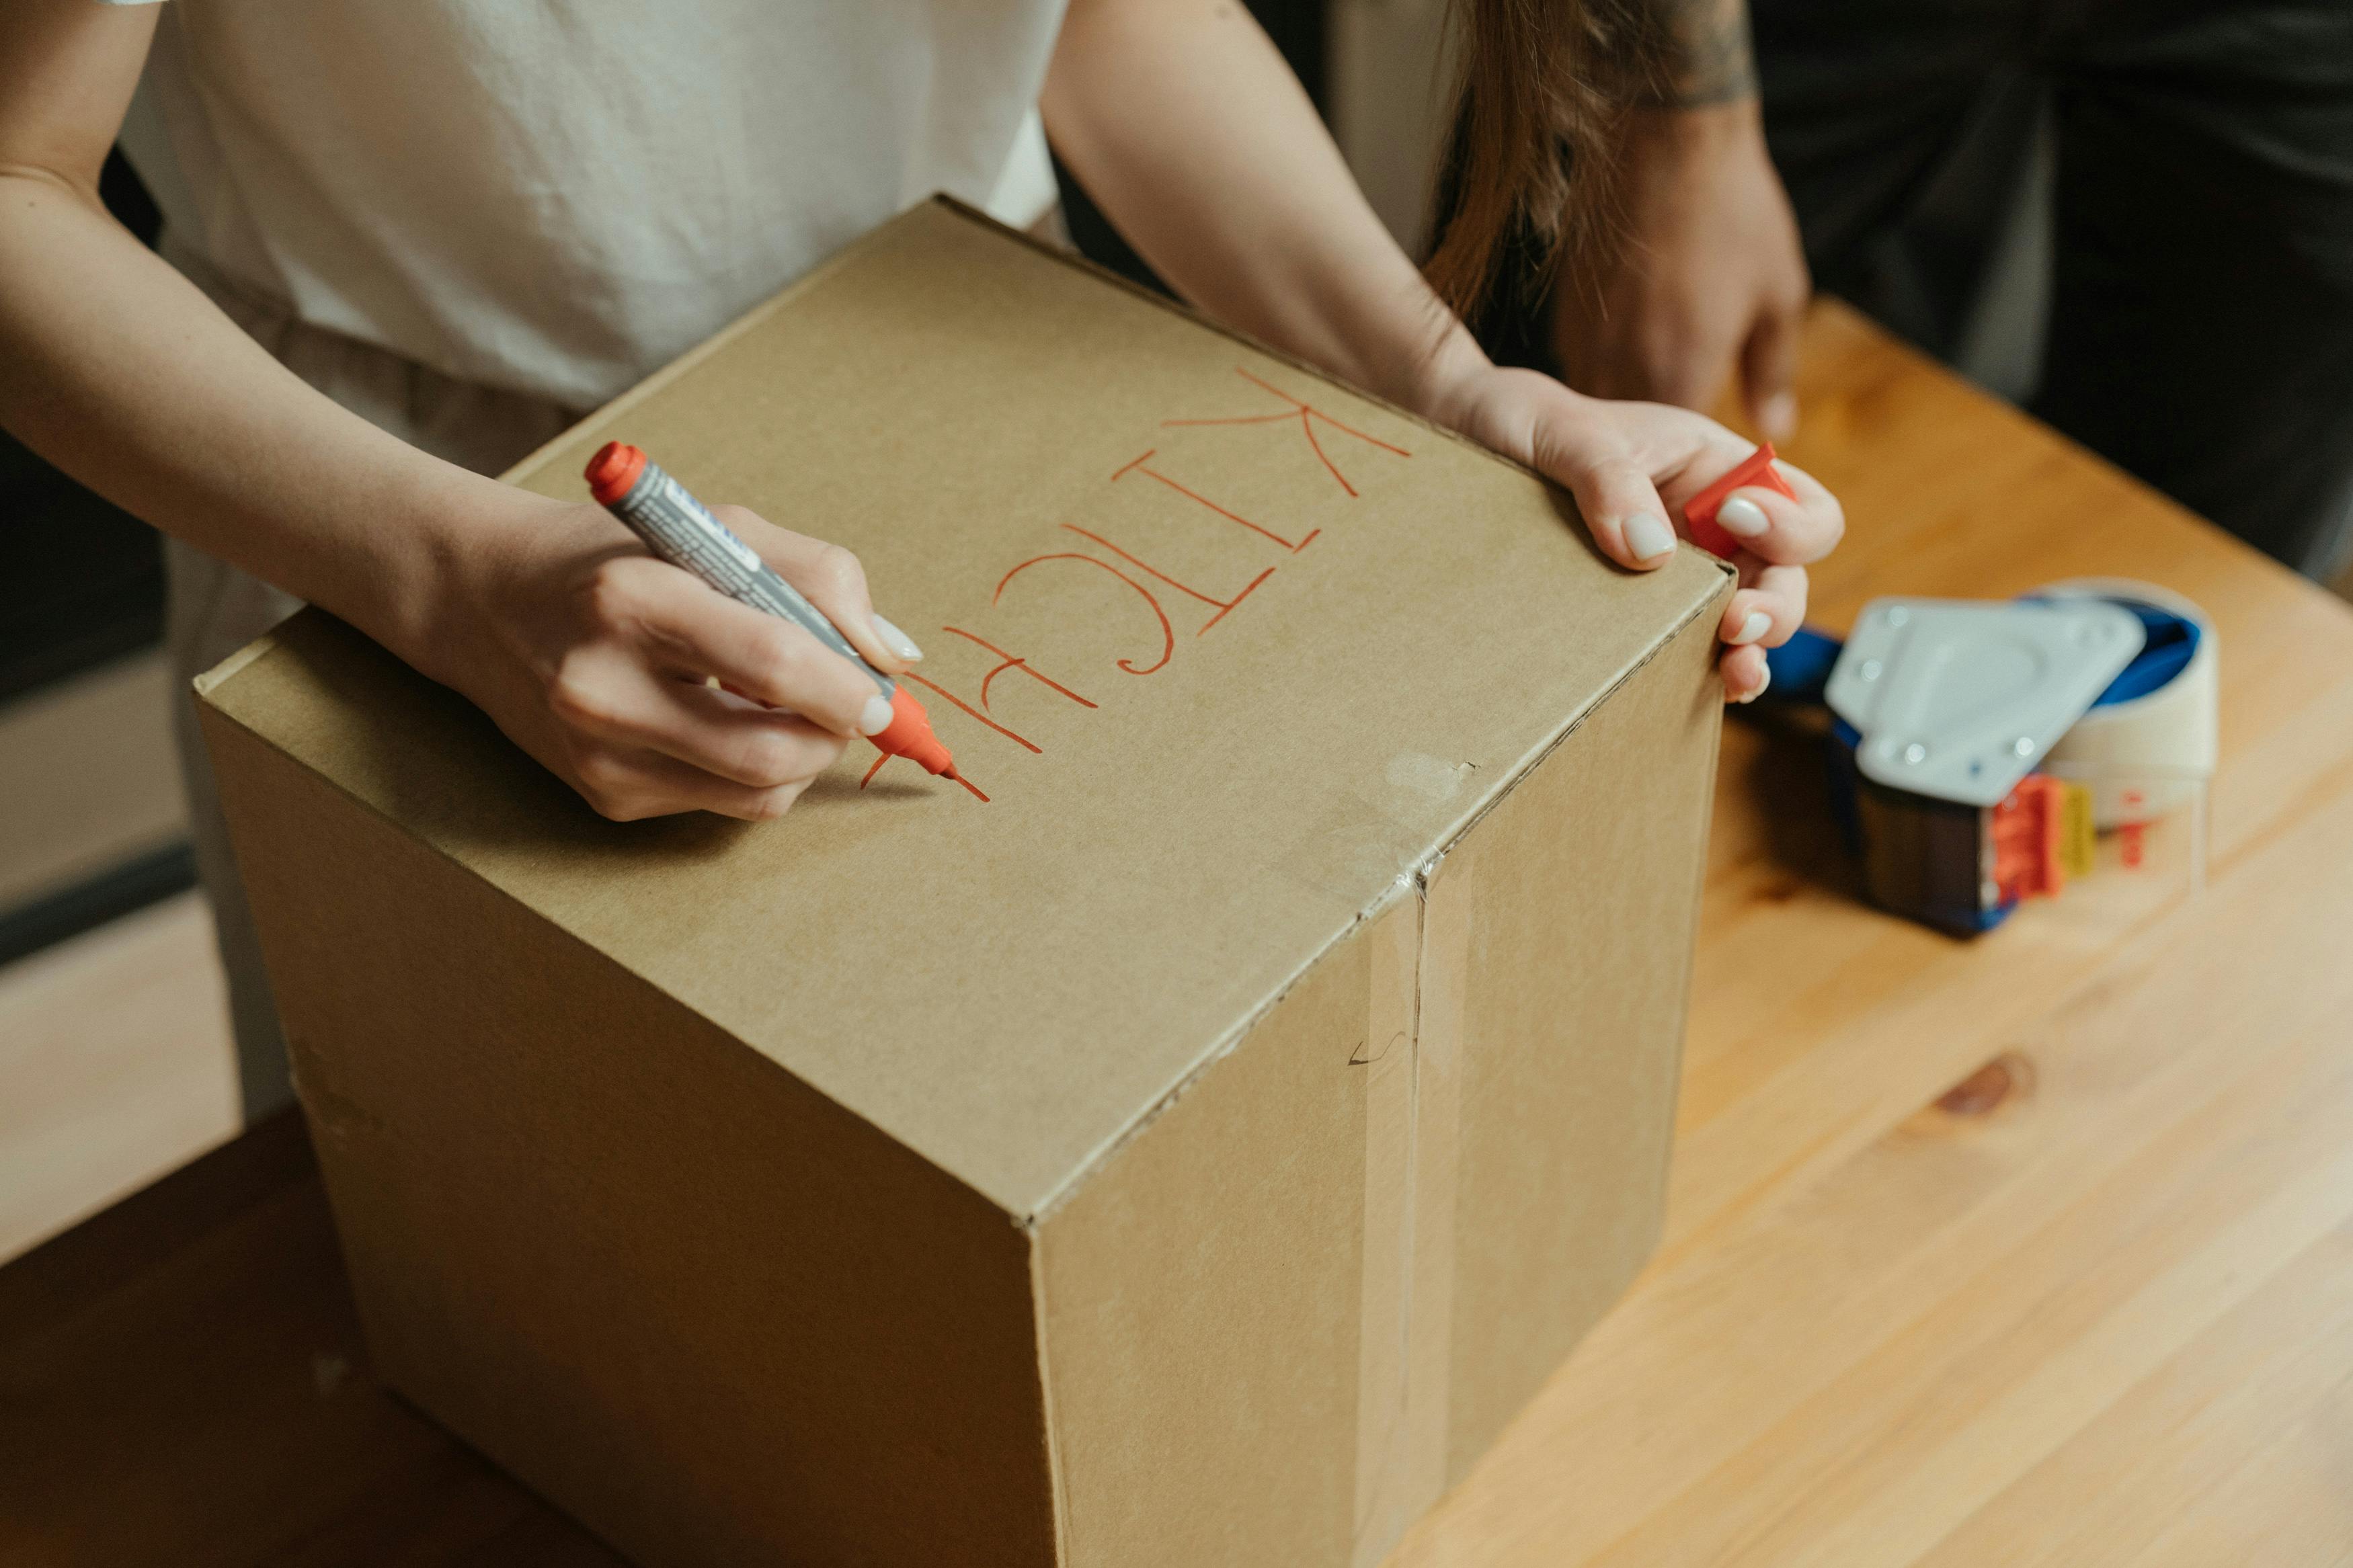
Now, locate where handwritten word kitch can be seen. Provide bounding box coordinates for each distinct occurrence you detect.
[861,365,1412,799]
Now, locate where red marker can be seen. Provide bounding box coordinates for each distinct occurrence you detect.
[585,442,971,794]
[1683,441,1799,559]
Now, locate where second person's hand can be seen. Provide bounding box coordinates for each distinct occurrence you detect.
[1551,101,1809,442]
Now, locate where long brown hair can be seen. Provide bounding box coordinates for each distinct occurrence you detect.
[1423,0,1652,325]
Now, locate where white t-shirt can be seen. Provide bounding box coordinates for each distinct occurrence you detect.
[113,1,1068,408]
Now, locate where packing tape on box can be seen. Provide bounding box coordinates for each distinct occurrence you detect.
[1351,867,1472,1568]
[2033,578,2220,828]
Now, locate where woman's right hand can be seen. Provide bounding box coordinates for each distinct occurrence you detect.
[417,494,923,822]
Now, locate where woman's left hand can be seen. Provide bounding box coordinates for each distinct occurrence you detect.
[1427,363,1843,702]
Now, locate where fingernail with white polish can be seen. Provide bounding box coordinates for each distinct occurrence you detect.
[1623,511,1676,562]
[871,614,924,663]
[1716,495,1771,538]
[1728,610,1772,646]
[1736,663,1774,704]
[857,694,895,736]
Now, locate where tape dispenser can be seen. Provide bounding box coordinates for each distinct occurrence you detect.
[1761,581,2217,936]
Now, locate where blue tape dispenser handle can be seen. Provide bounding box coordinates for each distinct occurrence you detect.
[1757,600,2202,718]
[1760,625,1845,708]
[2025,595,2201,706]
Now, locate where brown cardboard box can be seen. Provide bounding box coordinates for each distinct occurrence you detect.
[196,200,1731,1568]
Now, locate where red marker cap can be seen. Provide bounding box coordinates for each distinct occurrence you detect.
[1683,441,1798,559]
[586,440,647,507]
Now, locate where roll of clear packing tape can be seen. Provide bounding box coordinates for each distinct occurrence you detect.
[2036,578,2218,828]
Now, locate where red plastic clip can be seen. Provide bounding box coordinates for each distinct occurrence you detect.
[1991,775,2068,903]
[1683,441,1798,559]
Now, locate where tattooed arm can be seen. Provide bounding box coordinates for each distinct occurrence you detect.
[1552,0,1809,440]
[1646,0,1761,106]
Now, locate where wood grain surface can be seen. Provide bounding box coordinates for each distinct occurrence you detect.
[5,302,2350,1565]
[1388,303,2353,1567]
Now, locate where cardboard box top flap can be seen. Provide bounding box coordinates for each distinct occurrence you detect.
[200,200,1727,1220]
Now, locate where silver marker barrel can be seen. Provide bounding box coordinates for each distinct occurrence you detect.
[583,442,960,779]
[586,443,892,698]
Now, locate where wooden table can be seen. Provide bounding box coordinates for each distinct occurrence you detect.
[9,304,2353,1565]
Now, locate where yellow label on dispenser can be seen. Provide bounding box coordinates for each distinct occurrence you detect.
[2059,780,2096,880]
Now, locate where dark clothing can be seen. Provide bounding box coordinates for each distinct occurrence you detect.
[1753,0,2353,578]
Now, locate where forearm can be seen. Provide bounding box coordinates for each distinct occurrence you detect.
[1041,0,1487,419]
[0,169,547,675]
